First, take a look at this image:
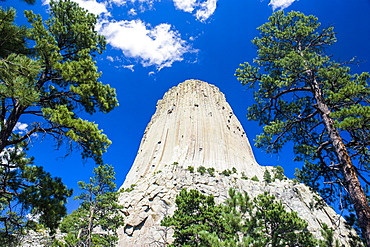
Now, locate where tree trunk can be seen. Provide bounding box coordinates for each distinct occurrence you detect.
[0,103,26,152]
[87,205,94,247]
[310,77,370,246]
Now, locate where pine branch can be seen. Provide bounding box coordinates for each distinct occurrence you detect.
[271,87,312,99]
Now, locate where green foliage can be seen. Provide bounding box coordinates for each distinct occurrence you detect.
[57,164,124,247]
[243,191,317,247]
[164,188,318,247]
[187,166,194,173]
[251,175,259,182]
[235,10,370,241]
[0,8,31,58]
[263,169,272,183]
[0,0,118,163]
[241,172,248,180]
[206,167,215,177]
[344,213,367,245]
[0,0,118,242]
[197,165,207,175]
[273,165,286,180]
[161,189,232,246]
[231,167,237,174]
[221,169,232,176]
[318,224,342,247]
[0,142,72,245]
[172,162,179,166]
[123,184,137,193]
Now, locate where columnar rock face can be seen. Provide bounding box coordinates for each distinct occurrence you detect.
[121,79,262,189]
[117,79,359,246]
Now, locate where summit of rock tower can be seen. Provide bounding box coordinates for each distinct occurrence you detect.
[117,79,360,247]
[121,79,263,188]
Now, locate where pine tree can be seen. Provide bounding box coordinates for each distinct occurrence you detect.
[56,164,124,247]
[161,189,232,246]
[0,0,118,243]
[245,191,317,246]
[0,141,72,246]
[235,11,370,244]
[263,169,272,183]
[273,165,286,181]
[164,188,318,247]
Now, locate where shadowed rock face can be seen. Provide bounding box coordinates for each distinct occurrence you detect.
[117,79,360,247]
[121,79,262,189]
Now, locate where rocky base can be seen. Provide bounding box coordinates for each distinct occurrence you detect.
[118,163,360,247]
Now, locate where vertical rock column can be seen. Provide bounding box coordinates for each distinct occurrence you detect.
[121,79,264,189]
[117,79,359,247]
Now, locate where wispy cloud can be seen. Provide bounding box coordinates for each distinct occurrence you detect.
[195,0,217,22]
[14,122,28,134]
[42,0,199,70]
[173,0,218,22]
[73,0,109,15]
[173,0,197,12]
[110,0,158,10]
[128,8,138,16]
[42,0,296,71]
[269,0,298,11]
[123,64,135,71]
[106,56,115,62]
[100,19,195,69]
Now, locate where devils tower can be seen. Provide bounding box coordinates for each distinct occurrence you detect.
[117,79,358,246]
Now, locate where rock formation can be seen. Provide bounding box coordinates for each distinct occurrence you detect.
[122,79,262,188]
[117,79,359,246]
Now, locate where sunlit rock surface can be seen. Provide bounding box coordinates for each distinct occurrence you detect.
[117,79,359,247]
[121,79,262,189]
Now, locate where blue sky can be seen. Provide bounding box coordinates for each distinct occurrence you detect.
[3,0,370,212]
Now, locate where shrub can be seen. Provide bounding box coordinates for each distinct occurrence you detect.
[221,169,232,176]
[187,166,195,173]
[197,166,207,175]
[273,165,286,180]
[207,168,215,177]
[232,167,237,174]
[124,184,137,192]
[264,169,273,183]
[241,172,248,180]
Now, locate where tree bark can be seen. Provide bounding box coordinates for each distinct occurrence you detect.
[0,103,27,152]
[87,204,94,247]
[310,76,370,246]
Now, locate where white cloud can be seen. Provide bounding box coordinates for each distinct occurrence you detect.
[173,0,217,22]
[128,8,138,16]
[111,0,217,21]
[269,0,298,10]
[123,64,135,71]
[110,0,126,6]
[1,147,18,169]
[41,0,206,68]
[173,0,197,12]
[73,0,109,15]
[110,0,157,10]
[195,0,217,22]
[14,122,28,134]
[100,19,195,69]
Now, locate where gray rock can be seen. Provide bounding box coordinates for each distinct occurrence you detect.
[118,80,360,246]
